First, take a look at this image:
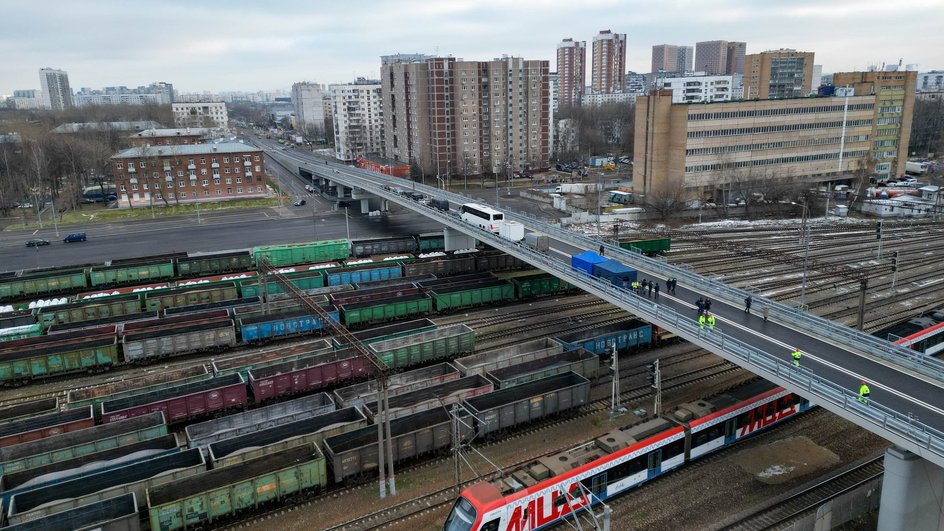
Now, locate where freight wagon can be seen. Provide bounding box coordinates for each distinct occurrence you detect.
[0,324,42,342]
[143,282,239,312]
[369,324,476,370]
[362,374,493,421]
[509,272,574,299]
[89,258,176,288]
[147,445,326,531]
[333,362,460,408]
[330,318,437,349]
[350,236,419,257]
[339,293,433,328]
[430,280,515,312]
[210,338,333,379]
[0,309,36,330]
[402,255,476,278]
[236,308,339,343]
[161,296,261,317]
[617,237,671,256]
[474,251,527,272]
[351,273,435,291]
[253,240,349,267]
[326,263,402,286]
[67,365,210,412]
[121,315,237,362]
[0,406,95,448]
[37,294,142,327]
[7,448,205,525]
[464,372,591,436]
[418,232,446,252]
[486,348,599,388]
[206,408,367,468]
[5,492,141,531]
[185,393,335,450]
[0,398,58,425]
[0,267,89,301]
[329,284,423,306]
[175,250,254,277]
[453,338,566,377]
[239,269,324,298]
[554,320,652,356]
[248,349,369,403]
[0,335,120,386]
[101,373,248,424]
[0,413,167,476]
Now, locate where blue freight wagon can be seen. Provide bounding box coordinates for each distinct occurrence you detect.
[554,319,652,356]
[238,309,339,343]
[592,259,638,289]
[571,251,606,276]
[325,264,402,287]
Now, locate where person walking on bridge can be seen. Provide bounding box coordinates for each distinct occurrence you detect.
[698,313,707,330]
[654,282,660,299]
[599,244,605,257]
[791,348,802,367]
[696,297,705,316]
[704,298,712,312]
[858,381,871,404]
[706,313,716,330]
[670,278,677,294]
[744,295,753,314]
[647,281,653,298]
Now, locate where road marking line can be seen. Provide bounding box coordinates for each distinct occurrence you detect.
[32,229,38,235]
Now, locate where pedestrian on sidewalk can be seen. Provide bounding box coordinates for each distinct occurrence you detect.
[744,295,752,314]
[670,278,677,294]
[698,313,707,330]
[599,245,605,256]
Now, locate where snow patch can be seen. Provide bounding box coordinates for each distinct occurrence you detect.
[757,464,795,478]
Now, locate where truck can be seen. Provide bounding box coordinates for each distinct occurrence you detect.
[499,220,525,242]
[905,161,929,175]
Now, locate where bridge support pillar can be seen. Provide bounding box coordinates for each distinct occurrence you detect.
[877,446,944,531]
[360,198,370,214]
[443,227,476,251]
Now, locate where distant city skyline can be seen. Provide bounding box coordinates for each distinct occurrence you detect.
[1,0,941,95]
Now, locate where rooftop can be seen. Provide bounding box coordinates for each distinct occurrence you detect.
[52,121,162,134]
[129,128,211,139]
[112,142,259,159]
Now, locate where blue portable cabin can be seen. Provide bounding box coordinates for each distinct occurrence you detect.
[238,308,339,343]
[554,319,652,356]
[592,259,638,289]
[325,264,403,287]
[571,251,607,276]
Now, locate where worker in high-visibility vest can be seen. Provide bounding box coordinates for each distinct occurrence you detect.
[858,381,871,404]
[706,313,716,330]
[698,313,707,330]
[792,348,802,367]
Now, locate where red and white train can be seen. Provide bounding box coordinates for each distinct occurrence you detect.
[443,379,812,531]
[894,320,944,357]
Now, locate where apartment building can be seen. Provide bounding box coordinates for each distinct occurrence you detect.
[557,38,586,106]
[744,49,815,99]
[330,80,384,161]
[656,74,742,103]
[634,89,896,197]
[591,30,626,94]
[381,55,550,178]
[112,143,266,205]
[39,67,72,110]
[651,44,694,74]
[694,41,746,75]
[292,82,326,136]
[172,102,228,129]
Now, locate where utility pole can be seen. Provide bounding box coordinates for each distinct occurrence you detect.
[344,207,351,242]
[890,250,899,294]
[609,346,621,420]
[857,278,868,330]
[876,221,883,259]
[649,360,662,416]
[452,403,461,495]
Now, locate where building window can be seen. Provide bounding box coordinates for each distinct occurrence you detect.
[225,168,231,174]
[235,177,242,183]
[204,190,210,197]
[223,157,229,163]
[178,181,185,188]
[131,183,138,191]
[200,158,206,164]
[237,187,243,193]
[257,185,263,192]
[226,178,232,184]
[120,184,126,191]
[214,178,220,185]
[177,170,183,177]
[216,189,222,195]
[143,183,149,190]
[235,166,241,173]
[201,168,208,175]
[139,161,146,168]
[255,165,261,172]
[202,179,209,186]
[116,162,123,169]
[254,155,261,161]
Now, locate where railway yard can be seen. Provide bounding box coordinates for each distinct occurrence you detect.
[0,216,941,531]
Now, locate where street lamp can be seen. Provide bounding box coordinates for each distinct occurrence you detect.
[791,201,811,307]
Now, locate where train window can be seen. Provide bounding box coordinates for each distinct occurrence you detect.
[664,438,685,459]
[581,473,607,497]
[481,519,500,531]
[443,498,476,531]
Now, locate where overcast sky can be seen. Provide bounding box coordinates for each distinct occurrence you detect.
[2,0,941,95]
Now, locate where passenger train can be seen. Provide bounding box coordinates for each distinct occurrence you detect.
[894,320,944,356]
[443,380,812,531]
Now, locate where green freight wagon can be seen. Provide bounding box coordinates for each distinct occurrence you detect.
[37,294,142,327]
[510,272,574,299]
[143,282,238,312]
[0,323,43,342]
[253,239,350,268]
[0,336,119,385]
[175,250,254,277]
[89,260,175,287]
[339,294,432,328]
[430,280,515,312]
[239,270,324,298]
[369,324,475,369]
[0,267,89,301]
[617,237,671,256]
[418,232,445,252]
[147,444,327,531]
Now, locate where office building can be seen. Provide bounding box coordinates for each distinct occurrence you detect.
[330,79,384,162]
[695,41,746,75]
[655,74,741,103]
[557,38,586,107]
[831,69,917,179]
[591,30,626,94]
[744,49,815,99]
[172,102,229,129]
[112,143,266,206]
[381,55,550,178]
[634,86,911,196]
[725,42,746,75]
[39,67,72,110]
[651,44,693,74]
[292,82,326,136]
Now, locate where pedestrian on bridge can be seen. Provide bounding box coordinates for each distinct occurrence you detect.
[791,348,802,367]
[858,381,871,404]
[671,278,678,294]
[641,279,649,295]
[696,297,705,315]
[706,313,716,330]
[647,282,653,297]
[631,280,639,293]
[762,305,769,322]
[744,295,753,314]
[704,298,713,312]
[698,313,707,330]
[599,244,605,256]
[654,283,660,299]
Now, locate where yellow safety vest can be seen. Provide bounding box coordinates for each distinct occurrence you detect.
[792,351,802,360]
[859,384,870,396]
[707,315,716,327]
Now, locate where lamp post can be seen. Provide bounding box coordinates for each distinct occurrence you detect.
[791,201,811,307]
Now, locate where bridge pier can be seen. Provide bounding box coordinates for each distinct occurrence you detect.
[443,227,476,251]
[877,446,944,531]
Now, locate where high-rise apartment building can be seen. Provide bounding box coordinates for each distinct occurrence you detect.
[172,102,229,129]
[330,79,384,162]
[695,41,746,75]
[39,67,72,110]
[381,55,549,178]
[745,49,815,99]
[651,44,693,74]
[557,38,586,107]
[591,30,626,94]
[831,69,917,179]
[292,82,326,137]
[678,46,695,73]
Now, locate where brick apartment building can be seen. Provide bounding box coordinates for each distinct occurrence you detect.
[128,128,210,147]
[112,143,267,206]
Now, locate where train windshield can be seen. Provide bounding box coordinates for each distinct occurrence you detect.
[443,497,476,531]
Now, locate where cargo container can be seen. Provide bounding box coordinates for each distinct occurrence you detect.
[430,280,515,312]
[344,254,413,268]
[67,366,210,412]
[101,373,248,424]
[0,398,58,425]
[333,362,459,408]
[465,372,591,436]
[486,348,599,388]
[74,282,171,302]
[147,445,326,531]
[0,310,36,330]
[89,259,175,288]
[453,338,566,376]
[239,269,324,298]
[0,267,89,301]
[571,250,606,276]
[617,237,671,256]
[325,264,402,287]
[143,282,238,312]
[350,236,418,257]
[402,256,476,278]
[363,374,492,421]
[185,393,335,449]
[253,240,350,267]
[554,320,652,356]
[4,492,140,531]
[510,272,573,299]
[237,308,339,343]
[499,220,525,242]
[37,294,142,327]
[352,273,435,291]
[121,317,237,362]
[323,408,472,483]
[369,324,475,369]
[176,250,254,277]
[592,259,638,289]
[0,325,115,353]
[0,324,42,342]
[248,348,369,403]
[0,406,95,448]
[523,232,549,252]
[331,319,437,350]
[210,338,333,379]
[0,413,167,476]
[207,408,366,468]
[339,293,432,328]
[8,448,205,525]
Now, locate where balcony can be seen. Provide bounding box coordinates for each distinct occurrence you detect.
[127,166,136,173]
[187,164,196,170]
[244,160,252,167]
[211,163,220,169]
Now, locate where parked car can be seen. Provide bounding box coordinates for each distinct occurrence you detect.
[293,199,306,206]
[63,232,87,243]
[25,238,50,247]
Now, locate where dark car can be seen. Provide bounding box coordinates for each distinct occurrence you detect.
[63,232,87,243]
[293,199,306,206]
[25,238,50,247]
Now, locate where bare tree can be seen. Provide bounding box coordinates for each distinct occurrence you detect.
[645,177,689,220]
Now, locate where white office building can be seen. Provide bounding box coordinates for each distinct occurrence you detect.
[656,74,742,103]
[330,80,383,161]
[172,102,228,129]
[39,67,72,110]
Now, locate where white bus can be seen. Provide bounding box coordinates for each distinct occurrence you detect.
[460,203,504,233]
